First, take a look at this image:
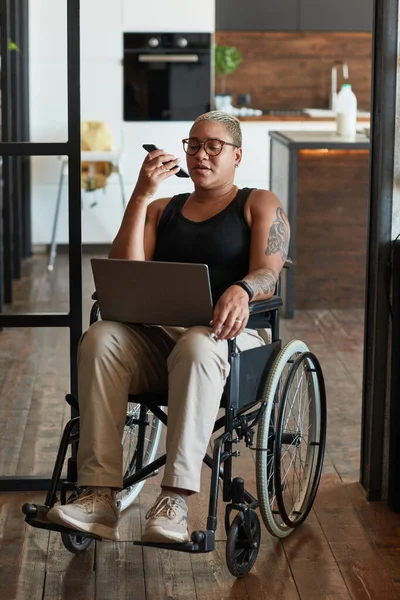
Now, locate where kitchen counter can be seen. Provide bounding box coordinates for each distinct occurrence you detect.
[269,130,370,148]
[270,129,370,317]
[238,114,370,123]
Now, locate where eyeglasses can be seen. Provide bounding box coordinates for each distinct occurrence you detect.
[182,138,238,156]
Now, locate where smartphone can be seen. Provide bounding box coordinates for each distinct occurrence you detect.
[142,144,190,178]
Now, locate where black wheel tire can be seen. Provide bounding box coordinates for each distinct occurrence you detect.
[61,531,94,554]
[274,351,327,529]
[226,510,261,578]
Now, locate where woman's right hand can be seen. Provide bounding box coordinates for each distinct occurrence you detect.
[133,149,181,201]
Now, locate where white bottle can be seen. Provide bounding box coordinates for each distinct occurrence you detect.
[336,83,357,138]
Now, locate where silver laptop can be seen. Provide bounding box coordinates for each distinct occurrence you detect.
[91,258,213,327]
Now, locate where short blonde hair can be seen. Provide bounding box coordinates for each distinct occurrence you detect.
[191,111,242,148]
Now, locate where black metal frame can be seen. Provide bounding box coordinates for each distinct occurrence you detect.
[22,297,283,553]
[1,0,14,304]
[0,0,31,305]
[360,0,398,500]
[389,241,400,510]
[0,0,82,492]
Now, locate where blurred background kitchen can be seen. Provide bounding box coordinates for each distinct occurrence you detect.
[23,0,372,270]
[5,3,400,598]
[0,0,374,494]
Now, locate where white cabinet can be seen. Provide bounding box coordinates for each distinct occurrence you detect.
[238,120,338,191]
[122,0,215,32]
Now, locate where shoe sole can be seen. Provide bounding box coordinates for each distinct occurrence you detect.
[47,507,120,541]
[142,525,190,544]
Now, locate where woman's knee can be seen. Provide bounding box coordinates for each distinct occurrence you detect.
[78,320,133,362]
[168,325,229,368]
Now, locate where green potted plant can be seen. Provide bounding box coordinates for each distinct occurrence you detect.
[8,39,20,52]
[214,44,243,111]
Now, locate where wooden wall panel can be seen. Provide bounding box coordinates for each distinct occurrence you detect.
[215,32,372,111]
[295,149,369,310]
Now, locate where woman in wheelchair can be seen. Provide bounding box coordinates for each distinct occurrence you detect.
[24,110,326,576]
[47,110,290,537]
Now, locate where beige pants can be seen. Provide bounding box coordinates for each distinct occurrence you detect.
[77,321,265,493]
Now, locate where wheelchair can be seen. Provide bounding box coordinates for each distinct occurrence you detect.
[22,265,327,578]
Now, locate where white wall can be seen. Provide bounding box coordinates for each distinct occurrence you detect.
[123,0,215,33]
[29,0,214,245]
[29,1,337,246]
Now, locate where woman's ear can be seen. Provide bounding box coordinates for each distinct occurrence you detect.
[234,147,242,167]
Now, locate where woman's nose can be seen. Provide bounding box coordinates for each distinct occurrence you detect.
[197,144,209,159]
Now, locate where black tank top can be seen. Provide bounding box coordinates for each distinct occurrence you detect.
[153,188,254,303]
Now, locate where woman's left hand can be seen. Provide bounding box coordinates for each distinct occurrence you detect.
[210,285,250,340]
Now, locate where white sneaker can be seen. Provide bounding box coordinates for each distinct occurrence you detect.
[142,494,190,543]
[47,487,120,541]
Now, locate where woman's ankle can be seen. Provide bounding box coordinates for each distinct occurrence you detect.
[161,486,190,498]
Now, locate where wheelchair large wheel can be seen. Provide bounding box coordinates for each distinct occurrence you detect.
[226,509,261,578]
[256,340,326,538]
[117,402,162,511]
[274,351,326,528]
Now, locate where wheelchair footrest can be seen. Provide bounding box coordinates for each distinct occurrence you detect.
[22,503,102,541]
[134,530,215,553]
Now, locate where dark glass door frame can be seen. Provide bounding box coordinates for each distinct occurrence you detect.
[0,0,82,492]
[361,0,398,500]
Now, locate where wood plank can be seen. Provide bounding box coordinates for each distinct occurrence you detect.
[117,497,142,542]
[190,541,248,600]
[43,570,95,600]
[95,541,146,600]
[315,506,398,598]
[0,492,49,600]
[143,546,197,600]
[282,522,351,600]
[43,532,96,600]
[244,537,301,600]
[344,486,400,588]
[45,530,95,572]
[215,32,372,111]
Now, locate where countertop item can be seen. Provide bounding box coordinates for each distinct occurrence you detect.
[269,130,370,148]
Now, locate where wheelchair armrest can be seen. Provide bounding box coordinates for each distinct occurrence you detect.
[249,295,283,314]
[90,299,100,324]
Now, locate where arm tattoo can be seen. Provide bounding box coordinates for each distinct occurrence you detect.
[265,208,289,261]
[247,268,277,299]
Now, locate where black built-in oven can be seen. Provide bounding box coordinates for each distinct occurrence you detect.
[123,32,212,121]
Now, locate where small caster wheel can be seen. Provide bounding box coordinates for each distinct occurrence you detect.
[226,509,261,578]
[191,531,205,544]
[61,532,94,554]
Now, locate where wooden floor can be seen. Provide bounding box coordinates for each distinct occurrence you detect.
[1,253,400,600]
